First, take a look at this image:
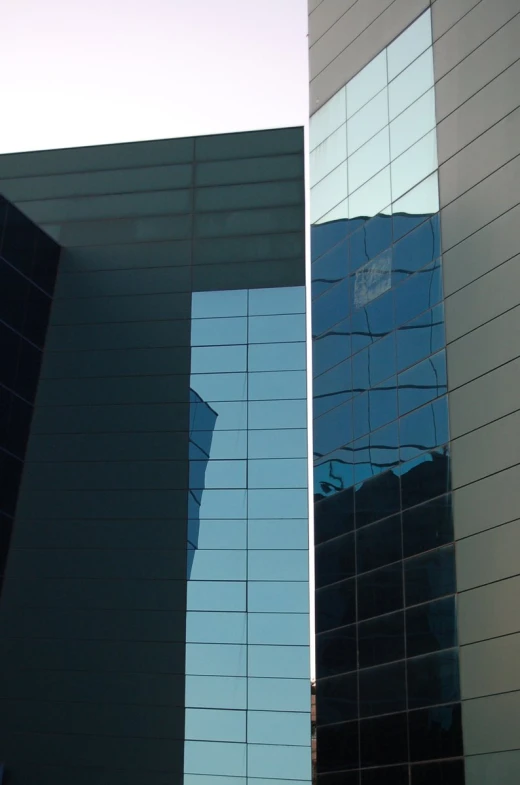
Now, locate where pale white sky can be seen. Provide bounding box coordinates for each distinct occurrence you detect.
[0,0,308,153]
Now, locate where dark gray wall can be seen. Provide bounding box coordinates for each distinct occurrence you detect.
[432,1,520,782]
[0,127,305,784]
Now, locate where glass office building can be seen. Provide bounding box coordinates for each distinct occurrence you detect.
[311,11,463,784]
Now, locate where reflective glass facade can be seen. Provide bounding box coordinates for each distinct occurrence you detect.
[185,286,311,785]
[310,11,464,785]
[0,196,60,588]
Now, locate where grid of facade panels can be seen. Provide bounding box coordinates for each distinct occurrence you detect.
[185,286,311,785]
[310,11,464,785]
[0,196,60,588]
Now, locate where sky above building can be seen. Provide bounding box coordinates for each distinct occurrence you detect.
[0,0,308,153]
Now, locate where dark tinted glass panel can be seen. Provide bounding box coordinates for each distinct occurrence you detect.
[355,471,401,529]
[411,759,465,784]
[32,228,61,294]
[350,215,393,273]
[0,260,29,332]
[316,578,356,633]
[359,660,406,717]
[400,398,449,462]
[354,422,399,485]
[314,359,353,419]
[396,305,445,374]
[362,765,408,784]
[317,721,359,773]
[393,214,430,244]
[407,597,457,658]
[314,401,353,458]
[0,450,23,516]
[316,532,355,588]
[398,352,447,417]
[318,772,360,785]
[407,650,460,709]
[351,289,393,354]
[400,450,450,511]
[312,237,349,300]
[0,513,13,578]
[0,324,20,391]
[22,287,52,347]
[1,204,37,276]
[357,514,402,574]
[5,394,32,459]
[357,562,403,621]
[314,278,350,337]
[408,704,463,762]
[315,450,354,500]
[312,219,356,263]
[358,611,405,669]
[392,217,440,285]
[314,318,352,377]
[317,625,358,678]
[405,546,456,606]
[402,495,453,558]
[360,712,407,767]
[315,486,355,543]
[318,672,358,724]
[14,339,42,401]
[394,261,442,327]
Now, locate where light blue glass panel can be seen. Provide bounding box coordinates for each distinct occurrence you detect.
[248,519,309,550]
[347,88,389,156]
[187,581,246,611]
[348,127,390,195]
[347,51,387,118]
[198,490,247,519]
[248,645,310,678]
[388,48,434,121]
[191,317,248,346]
[310,122,347,187]
[186,612,247,644]
[391,130,438,202]
[185,708,246,742]
[309,88,346,151]
[190,460,246,489]
[249,314,306,344]
[189,551,247,581]
[318,198,349,225]
[248,711,310,746]
[249,371,306,401]
[248,678,310,712]
[249,780,311,785]
[185,777,246,785]
[191,345,247,374]
[387,9,432,81]
[389,88,436,160]
[191,373,247,402]
[249,286,305,316]
[248,613,310,645]
[186,643,247,676]
[248,400,307,430]
[195,520,247,550]
[392,172,439,217]
[248,744,311,780]
[185,675,247,710]
[248,582,309,613]
[191,431,247,460]
[248,488,308,519]
[248,429,307,459]
[248,458,308,489]
[205,402,248,431]
[249,342,306,371]
[248,550,309,581]
[192,289,248,318]
[184,740,247,777]
[349,166,391,219]
[311,161,347,223]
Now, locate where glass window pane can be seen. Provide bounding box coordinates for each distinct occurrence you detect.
[191,345,246,373]
[184,740,247,777]
[408,704,463,762]
[315,532,355,589]
[399,449,451,510]
[193,519,247,550]
[317,197,349,225]
[248,488,308,519]
[185,708,246,742]
[191,431,248,461]
[316,578,356,633]
[357,562,404,621]
[398,351,447,417]
[248,429,307,459]
[392,215,440,283]
[310,88,347,150]
[248,581,309,613]
[249,370,306,401]
[348,127,390,195]
[347,88,389,156]
[355,467,401,529]
[391,130,438,202]
[317,671,358,724]
[248,518,309,550]
[387,9,432,81]
[248,613,309,645]
[316,626,357,678]
[248,400,307,430]
[313,277,350,337]
[396,305,445,373]
[185,643,247,676]
[359,661,406,717]
[318,720,360,772]
[248,711,310,746]
[389,49,434,121]
[248,550,309,581]
[347,51,387,119]
[192,289,247,318]
[187,581,246,611]
[311,162,347,224]
[248,286,305,316]
[249,342,306,372]
[248,458,307,489]
[392,174,439,230]
[402,495,453,559]
[190,459,247,489]
[186,611,247,644]
[185,775,245,785]
[249,314,305,344]
[406,596,457,658]
[349,166,391,220]
[314,400,353,458]
[311,236,348,299]
[357,514,402,574]
[186,675,247,710]
[314,450,355,497]
[313,317,352,377]
[248,644,310,678]
[390,88,436,160]
[248,744,311,781]
[189,551,247,581]
[190,373,247,402]
[310,122,347,187]
[313,359,352,419]
[407,650,460,708]
[400,398,449,461]
[405,545,456,606]
[191,317,247,346]
[358,610,405,669]
[354,421,399,484]
[248,677,310,712]
[360,712,407,768]
[395,262,443,328]
[198,489,247,520]
[191,401,247,432]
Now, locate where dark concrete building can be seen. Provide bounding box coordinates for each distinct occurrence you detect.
[0,128,311,784]
[309,1,520,784]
